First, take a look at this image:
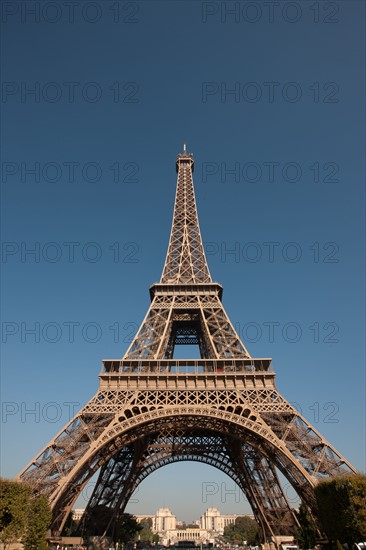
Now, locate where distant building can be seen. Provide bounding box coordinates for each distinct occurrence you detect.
[135,514,155,524]
[72,507,253,545]
[154,508,177,532]
[135,508,176,532]
[71,509,84,523]
[176,520,185,527]
[198,507,239,531]
[134,507,253,546]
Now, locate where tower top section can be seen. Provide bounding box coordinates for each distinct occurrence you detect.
[161,149,210,284]
[176,144,194,173]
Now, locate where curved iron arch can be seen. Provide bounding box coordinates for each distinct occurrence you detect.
[49,408,313,535]
[82,431,300,540]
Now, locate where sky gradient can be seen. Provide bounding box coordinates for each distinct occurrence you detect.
[1,0,365,523]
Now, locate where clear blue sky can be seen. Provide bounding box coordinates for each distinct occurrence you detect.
[1,0,365,523]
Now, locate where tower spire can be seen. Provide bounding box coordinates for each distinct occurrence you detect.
[161,149,212,284]
[122,149,250,361]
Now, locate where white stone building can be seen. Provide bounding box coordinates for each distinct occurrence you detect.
[154,508,177,532]
[198,507,239,532]
[71,509,85,523]
[134,507,247,545]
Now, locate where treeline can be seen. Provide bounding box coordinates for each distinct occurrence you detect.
[0,478,51,550]
[224,474,366,549]
[223,516,258,545]
[307,473,366,548]
[1,474,365,549]
[297,473,366,548]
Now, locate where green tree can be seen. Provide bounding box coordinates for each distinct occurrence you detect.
[296,502,317,550]
[140,517,152,529]
[139,517,155,542]
[314,473,366,546]
[115,513,142,544]
[23,495,52,550]
[224,516,258,545]
[0,478,32,549]
[0,479,52,550]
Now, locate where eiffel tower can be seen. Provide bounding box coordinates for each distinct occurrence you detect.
[18,147,357,545]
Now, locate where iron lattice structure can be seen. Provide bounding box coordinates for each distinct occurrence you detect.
[18,149,357,544]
